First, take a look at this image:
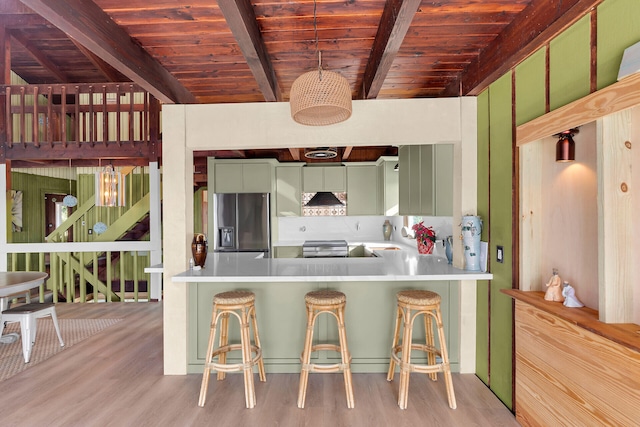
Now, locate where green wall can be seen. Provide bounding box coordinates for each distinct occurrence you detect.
[487,73,514,408]
[475,0,640,409]
[476,90,490,384]
[10,172,74,244]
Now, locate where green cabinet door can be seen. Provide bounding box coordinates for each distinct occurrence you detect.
[243,163,272,193]
[302,166,346,192]
[377,157,399,216]
[213,162,272,193]
[214,163,243,193]
[398,145,452,216]
[346,165,378,215]
[435,144,454,216]
[276,166,302,216]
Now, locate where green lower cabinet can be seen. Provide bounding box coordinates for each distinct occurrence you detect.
[188,280,459,374]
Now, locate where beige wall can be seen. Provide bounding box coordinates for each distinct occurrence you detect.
[161,98,479,374]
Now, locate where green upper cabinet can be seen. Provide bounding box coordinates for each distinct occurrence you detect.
[398,144,453,216]
[377,157,399,216]
[302,165,346,192]
[346,164,378,215]
[213,161,272,193]
[434,144,453,216]
[275,165,303,216]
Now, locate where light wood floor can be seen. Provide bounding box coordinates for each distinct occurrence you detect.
[0,302,519,427]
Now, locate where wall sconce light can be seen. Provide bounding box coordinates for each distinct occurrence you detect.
[95,164,125,207]
[554,128,579,162]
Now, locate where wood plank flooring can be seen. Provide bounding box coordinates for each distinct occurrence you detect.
[0,303,519,427]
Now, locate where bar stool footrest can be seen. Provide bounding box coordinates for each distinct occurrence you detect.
[205,344,263,374]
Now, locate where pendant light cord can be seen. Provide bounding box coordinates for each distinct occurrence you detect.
[313,0,323,80]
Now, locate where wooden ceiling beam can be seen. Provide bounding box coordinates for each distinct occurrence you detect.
[10,29,68,82]
[358,0,422,100]
[288,148,300,161]
[5,143,153,162]
[448,0,604,96]
[18,0,195,104]
[217,0,282,102]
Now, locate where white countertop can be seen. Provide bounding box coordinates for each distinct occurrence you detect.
[172,245,493,283]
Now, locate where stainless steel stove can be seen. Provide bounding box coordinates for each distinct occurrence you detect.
[302,240,349,258]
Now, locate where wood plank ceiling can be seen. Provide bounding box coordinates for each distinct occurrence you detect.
[1,0,601,170]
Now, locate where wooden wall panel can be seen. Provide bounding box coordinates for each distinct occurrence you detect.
[514,299,640,427]
[549,15,591,111]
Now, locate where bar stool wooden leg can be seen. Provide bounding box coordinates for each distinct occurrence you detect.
[386,306,402,381]
[435,308,456,409]
[337,305,355,409]
[424,311,437,381]
[297,304,315,409]
[217,312,229,381]
[250,304,266,382]
[398,305,413,410]
[240,305,257,409]
[198,306,219,407]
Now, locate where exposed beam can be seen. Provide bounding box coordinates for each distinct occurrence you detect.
[5,143,153,162]
[342,146,353,161]
[19,0,195,104]
[359,0,422,100]
[288,148,300,161]
[70,39,125,83]
[10,29,68,82]
[448,0,604,96]
[217,0,282,102]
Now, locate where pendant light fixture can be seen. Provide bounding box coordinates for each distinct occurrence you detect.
[95,161,125,207]
[290,0,352,126]
[62,159,78,207]
[554,128,578,162]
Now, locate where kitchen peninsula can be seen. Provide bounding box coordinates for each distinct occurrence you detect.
[174,247,492,374]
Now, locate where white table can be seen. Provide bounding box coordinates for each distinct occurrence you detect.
[0,272,48,343]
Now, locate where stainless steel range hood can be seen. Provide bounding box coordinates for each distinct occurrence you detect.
[305,191,344,207]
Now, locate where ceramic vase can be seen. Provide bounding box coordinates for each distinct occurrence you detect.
[445,235,453,264]
[191,233,208,267]
[461,215,482,271]
[417,239,434,255]
[383,220,392,241]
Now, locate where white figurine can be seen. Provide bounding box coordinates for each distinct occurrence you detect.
[562,281,584,308]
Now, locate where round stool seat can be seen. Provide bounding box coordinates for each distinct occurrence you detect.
[305,290,346,305]
[397,289,441,306]
[213,290,255,305]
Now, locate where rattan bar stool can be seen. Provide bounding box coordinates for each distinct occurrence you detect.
[198,290,266,409]
[387,289,456,410]
[298,289,354,409]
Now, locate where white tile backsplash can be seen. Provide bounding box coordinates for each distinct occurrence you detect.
[278,215,452,258]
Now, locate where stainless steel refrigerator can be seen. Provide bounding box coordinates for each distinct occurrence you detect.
[213,193,271,254]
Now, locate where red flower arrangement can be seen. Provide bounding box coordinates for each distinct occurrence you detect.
[412,221,436,254]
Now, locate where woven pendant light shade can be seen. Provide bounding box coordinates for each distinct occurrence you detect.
[290,69,352,126]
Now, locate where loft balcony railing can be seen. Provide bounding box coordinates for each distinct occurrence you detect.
[0,83,161,303]
[1,82,153,148]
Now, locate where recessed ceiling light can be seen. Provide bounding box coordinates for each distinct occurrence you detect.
[304,147,338,159]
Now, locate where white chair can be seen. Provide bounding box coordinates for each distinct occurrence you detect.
[1,302,64,363]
